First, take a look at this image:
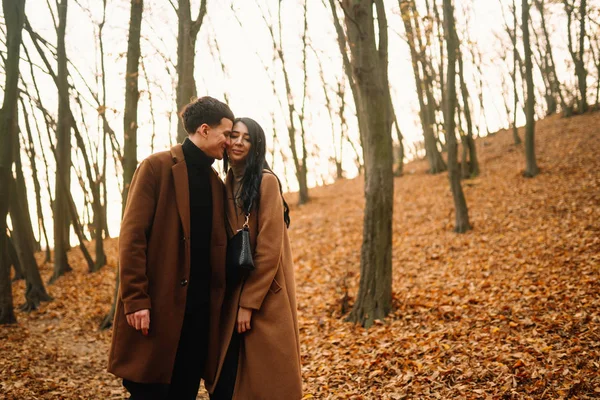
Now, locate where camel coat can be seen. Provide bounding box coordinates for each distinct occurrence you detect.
[210,170,302,399]
[107,144,227,387]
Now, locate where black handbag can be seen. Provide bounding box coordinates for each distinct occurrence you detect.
[225,205,255,285]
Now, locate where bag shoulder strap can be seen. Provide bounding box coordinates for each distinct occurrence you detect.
[224,180,252,235]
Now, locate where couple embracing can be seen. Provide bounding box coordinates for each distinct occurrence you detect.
[107,97,302,400]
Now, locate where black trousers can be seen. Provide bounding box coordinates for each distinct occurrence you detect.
[210,331,240,400]
[123,309,210,400]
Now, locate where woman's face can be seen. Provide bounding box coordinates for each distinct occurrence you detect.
[228,121,252,164]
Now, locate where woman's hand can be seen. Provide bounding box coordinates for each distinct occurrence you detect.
[237,306,253,333]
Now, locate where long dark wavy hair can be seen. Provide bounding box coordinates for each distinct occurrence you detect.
[223,117,290,228]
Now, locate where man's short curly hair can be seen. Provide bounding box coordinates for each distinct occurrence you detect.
[180,96,234,134]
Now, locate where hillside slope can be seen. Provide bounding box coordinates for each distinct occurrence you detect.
[1,112,599,399]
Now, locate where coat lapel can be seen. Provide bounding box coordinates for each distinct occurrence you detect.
[209,168,227,291]
[209,169,227,247]
[170,144,190,241]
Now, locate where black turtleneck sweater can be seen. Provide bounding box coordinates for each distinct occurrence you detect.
[182,138,213,313]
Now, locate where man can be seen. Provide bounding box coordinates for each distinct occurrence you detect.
[108,96,234,399]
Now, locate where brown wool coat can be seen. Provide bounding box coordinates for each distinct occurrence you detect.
[107,144,227,386]
[210,170,302,399]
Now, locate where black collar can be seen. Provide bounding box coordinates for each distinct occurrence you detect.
[182,138,214,168]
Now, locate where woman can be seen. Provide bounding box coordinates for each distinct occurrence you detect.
[210,118,302,400]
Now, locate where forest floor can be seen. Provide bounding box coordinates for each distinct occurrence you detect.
[1,112,599,399]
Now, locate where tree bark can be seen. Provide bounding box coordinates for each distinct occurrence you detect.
[564,0,588,114]
[102,0,144,331]
[100,270,119,330]
[0,0,26,325]
[314,46,344,180]
[123,0,143,214]
[51,0,72,283]
[399,0,446,174]
[20,97,52,262]
[576,0,587,113]
[392,110,404,177]
[10,130,52,310]
[10,176,52,312]
[522,0,539,177]
[457,45,479,178]
[176,0,206,143]
[443,0,471,233]
[328,0,362,133]
[7,233,24,281]
[14,134,38,253]
[531,26,557,116]
[260,0,310,205]
[72,123,105,271]
[296,0,310,204]
[535,0,569,115]
[510,0,522,145]
[338,0,394,328]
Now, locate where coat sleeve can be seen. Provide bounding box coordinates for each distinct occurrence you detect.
[239,173,285,311]
[119,159,157,315]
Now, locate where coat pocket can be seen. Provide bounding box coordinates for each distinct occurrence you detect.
[269,278,282,294]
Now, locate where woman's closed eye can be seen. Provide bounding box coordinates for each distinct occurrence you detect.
[231,133,251,143]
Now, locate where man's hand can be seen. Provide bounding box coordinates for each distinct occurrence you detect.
[126,309,150,336]
[237,307,253,334]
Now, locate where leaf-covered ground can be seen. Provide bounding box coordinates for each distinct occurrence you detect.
[1,112,599,399]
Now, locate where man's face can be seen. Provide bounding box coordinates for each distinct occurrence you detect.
[202,118,233,160]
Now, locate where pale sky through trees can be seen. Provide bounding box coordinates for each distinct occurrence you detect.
[0,0,588,242]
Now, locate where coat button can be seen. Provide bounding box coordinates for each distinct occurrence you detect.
[181,279,188,287]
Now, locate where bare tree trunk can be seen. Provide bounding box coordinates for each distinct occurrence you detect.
[176,0,206,143]
[535,0,570,115]
[9,130,52,310]
[296,0,310,204]
[444,0,471,233]
[62,174,95,270]
[14,135,38,253]
[7,233,25,281]
[123,0,143,211]
[21,40,57,260]
[72,124,105,271]
[591,36,600,107]
[328,3,364,174]
[392,110,404,177]
[20,98,51,262]
[457,45,479,178]
[10,175,52,312]
[336,0,394,328]
[531,25,557,116]
[314,47,344,180]
[523,0,539,177]
[399,0,446,174]
[414,1,447,163]
[564,0,588,114]
[89,0,111,271]
[432,0,446,126]
[510,0,522,145]
[100,270,119,330]
[102,0,144,331]
[0,0,25,325]
[328,0,363,135]
[337,80,357,176]
[577,0,587,113]
[260,0,310,205]
[51,0,72,283]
